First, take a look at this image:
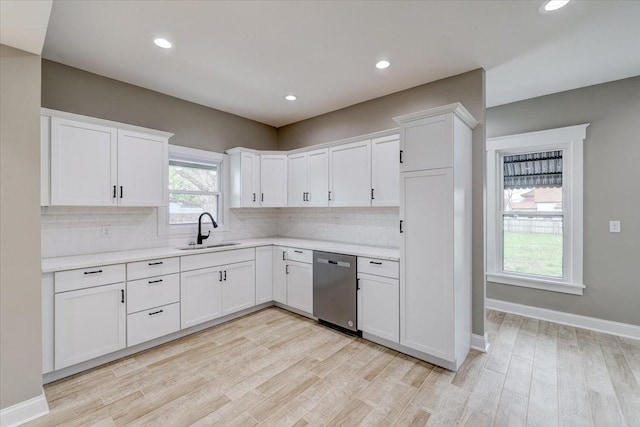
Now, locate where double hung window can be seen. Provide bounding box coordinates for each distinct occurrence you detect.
[486,124,588,295]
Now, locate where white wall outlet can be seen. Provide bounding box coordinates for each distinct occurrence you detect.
[100,226,111,238]
[609,221,621,233]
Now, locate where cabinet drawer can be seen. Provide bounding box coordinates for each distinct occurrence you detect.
[286,247,313,264]
[127,257,179,281]
[181,248,254,272]
[357,257,399,279]
[127,302,180,347]
[55,264,125,293]
[127,273,180,314]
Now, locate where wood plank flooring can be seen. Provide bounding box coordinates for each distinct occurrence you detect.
[27,308,639,426]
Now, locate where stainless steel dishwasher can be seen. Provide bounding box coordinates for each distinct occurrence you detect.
[313,251,358,333]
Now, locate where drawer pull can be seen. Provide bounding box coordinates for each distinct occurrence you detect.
[223,270,227,281]
[294,250,303,254]
[148,261,164,266]
[121,289,125,303]
[84,269,103,275]
[369,261,383,265]
[148,279,163,284]
[148,309,164,316]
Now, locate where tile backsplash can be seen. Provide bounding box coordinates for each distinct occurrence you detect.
[277,207,399,248]
[41,206,399,258]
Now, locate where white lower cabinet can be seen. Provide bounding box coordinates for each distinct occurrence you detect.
[357,273,399,343]
[273,247,288,304]
[180,266,223,329]
[285,260,313,314]
[222,261,256,315]
[255,246,274,304]
[54,282,126,370]
[127,303,180,347]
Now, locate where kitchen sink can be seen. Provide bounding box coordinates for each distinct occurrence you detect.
[177,242,240,251]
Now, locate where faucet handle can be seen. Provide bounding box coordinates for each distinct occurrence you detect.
[201,230,210,241]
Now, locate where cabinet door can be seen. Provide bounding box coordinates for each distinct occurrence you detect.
[329,140,371,207]
[371,135,399,207]
[273,247,288,304]
[50,117,117,206]
[288,153,308,207]
[222,261,256,315]
[307,148,329,207]
[180,267,223,329]
[286,261,313,314]
[357,273,399,342]
[241,152,261,207]
[400,169,454,360]
[255,246,274,304]
[260,155,287,207]
[54,282,126,370]
[400,114,453,172]
[117,129,168,207]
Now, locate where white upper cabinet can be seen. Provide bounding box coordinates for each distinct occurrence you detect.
[371,135,400,206]
[306,149,329,207]
[117,129,168,207]
[260,154,287,207]
[329,140,371,207]
[288,152,308,207]
[229,149,261,208]
[288,148,329,207]
[45,111,171,207]
[50,117,118,206]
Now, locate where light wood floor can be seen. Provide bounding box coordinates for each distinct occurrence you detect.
[27,308,639,426]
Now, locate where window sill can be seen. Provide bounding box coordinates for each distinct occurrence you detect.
[486,272,585,295]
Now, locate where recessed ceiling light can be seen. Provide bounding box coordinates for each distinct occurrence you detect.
[376,60,390,69]
[540,0,570,12]
[153,38,173,49]
[284,95,297,101]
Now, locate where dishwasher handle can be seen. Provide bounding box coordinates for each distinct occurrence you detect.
[316,258,351,268]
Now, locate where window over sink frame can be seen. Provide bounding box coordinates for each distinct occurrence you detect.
[158,145,229,237]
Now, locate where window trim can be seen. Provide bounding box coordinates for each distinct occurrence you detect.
[486,124,589,295]
[158,145,230,237]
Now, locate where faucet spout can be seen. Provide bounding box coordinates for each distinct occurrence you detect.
[197,212,218,244]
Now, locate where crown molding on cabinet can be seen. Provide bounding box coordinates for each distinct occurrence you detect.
[393,102,479,130]
[40,108,174,139]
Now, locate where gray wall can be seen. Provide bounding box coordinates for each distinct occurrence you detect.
[42,60,278,152]
[278,69,487,336]
[486,76,640,326]
[0,45,43,409]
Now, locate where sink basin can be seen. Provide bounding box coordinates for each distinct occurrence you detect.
[177,242,240,251]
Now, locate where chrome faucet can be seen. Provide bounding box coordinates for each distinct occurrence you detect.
[197,212,218,244]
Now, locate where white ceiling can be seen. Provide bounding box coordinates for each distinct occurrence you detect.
[1,0,52,55]
[42,1,640,127]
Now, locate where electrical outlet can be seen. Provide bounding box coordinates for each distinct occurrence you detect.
[609,221,621,233]
[101,226,111,238]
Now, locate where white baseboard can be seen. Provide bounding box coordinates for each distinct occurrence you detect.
[471,332,490,353]
[0,390,49,427]
[486,298,640,340]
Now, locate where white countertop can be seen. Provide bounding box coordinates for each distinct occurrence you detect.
[41,237,400,273]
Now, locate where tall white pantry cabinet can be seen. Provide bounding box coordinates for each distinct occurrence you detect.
[394,103,478,371]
